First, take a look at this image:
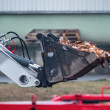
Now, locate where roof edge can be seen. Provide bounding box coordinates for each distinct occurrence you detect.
[0,11,110,14]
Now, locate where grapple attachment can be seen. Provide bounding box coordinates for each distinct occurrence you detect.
[37,33,101,83]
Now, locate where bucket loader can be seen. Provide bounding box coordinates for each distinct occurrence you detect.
[0,32,107,87]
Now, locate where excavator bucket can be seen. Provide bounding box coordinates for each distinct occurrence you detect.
[37,33,101,83]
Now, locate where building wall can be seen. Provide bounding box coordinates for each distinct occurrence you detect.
[0,0,110,13]
[0,14,110,45]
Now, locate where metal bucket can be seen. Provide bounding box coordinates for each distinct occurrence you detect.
[37,33,100,83]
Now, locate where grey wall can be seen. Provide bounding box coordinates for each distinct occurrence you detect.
[0,14,110,45]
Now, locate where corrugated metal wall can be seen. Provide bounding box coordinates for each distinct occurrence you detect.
[0,0,110,13]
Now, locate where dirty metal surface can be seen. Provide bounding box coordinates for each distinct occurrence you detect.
[37,33,101,83]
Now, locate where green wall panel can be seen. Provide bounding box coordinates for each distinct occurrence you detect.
[0,14,110,45]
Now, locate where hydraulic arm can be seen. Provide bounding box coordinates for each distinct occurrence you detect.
[0,32,106,87]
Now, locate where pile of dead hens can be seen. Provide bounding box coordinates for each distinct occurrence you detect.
[60,37,110,67]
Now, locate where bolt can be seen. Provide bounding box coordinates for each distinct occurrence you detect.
[35,81,40,86]
[39,67,42,71]
[19,75,28,85]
